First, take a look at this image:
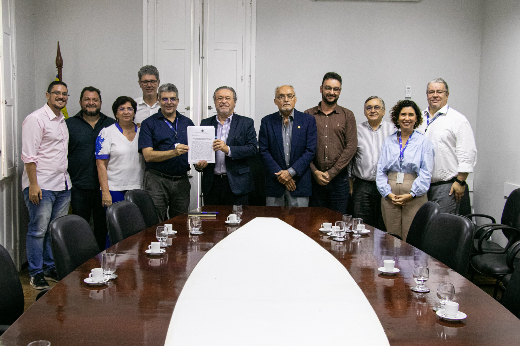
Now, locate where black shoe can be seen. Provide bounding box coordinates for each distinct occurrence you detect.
[30,273,50,290]
[44,269,59,283]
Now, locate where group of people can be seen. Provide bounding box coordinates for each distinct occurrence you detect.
[20,66,477,290]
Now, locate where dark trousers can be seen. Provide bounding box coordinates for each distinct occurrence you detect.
[310,169,349,214]
[71,186,107,251]
[143,171,190,222]
[352,178,386,231]
[204,174,249,206]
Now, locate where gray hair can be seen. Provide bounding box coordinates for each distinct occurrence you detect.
[426,78,449,93]
[364,95,385,109]
[274,85,295,97]
[138,65,160,81]
[213,86,237,102]
[158,83,179,99]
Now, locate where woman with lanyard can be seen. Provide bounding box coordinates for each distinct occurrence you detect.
[96,96,145,209]
[376,100,434,240]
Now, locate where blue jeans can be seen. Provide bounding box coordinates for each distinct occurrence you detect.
[23,188,71,277]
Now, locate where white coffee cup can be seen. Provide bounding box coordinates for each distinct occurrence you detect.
[357,224,366,230]
[227,214,238,223]
[444,301,459,318]
[89,268,104,282]
[322,222,332,230]
[383,260,395,272]
[149,242,161,253]
[164,224,173,232]
[330,226,339,236]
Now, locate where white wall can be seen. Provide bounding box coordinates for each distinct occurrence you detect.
[255,0,483,133]
[474,0,520,231]
[32,0,143,118]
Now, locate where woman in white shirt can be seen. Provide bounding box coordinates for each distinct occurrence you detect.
[96,96,145,207]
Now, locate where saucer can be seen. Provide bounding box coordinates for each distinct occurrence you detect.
[167,230,177,235]
[225,220,240,225]
[319,228,332,233]
[84,277,108,285]
[357,229,370,235]
[436,309,467,321]
[106,273,118,280]
[377,267,400,275]
[145,249,165,255]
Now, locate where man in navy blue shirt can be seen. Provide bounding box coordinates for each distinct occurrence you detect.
[139,83,194,221]
[66,86,115,250]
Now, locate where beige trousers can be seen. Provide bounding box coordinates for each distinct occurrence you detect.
[381,172,427,241]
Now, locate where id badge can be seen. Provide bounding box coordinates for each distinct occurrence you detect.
[396,172,404,184]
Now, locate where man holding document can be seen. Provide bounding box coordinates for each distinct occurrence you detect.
[139,83,194,221]
[194,86,257,206]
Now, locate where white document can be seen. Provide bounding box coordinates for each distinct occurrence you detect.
[188,126,215,164]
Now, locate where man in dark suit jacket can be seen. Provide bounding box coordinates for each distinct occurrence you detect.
[259,85,317,207]
[195,86,257,205]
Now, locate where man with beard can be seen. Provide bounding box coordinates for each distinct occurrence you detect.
[22,81,72,289]
[305,72,357,214]
[66,86,115,250]
[259,85,317,207]
[135,65,160,126]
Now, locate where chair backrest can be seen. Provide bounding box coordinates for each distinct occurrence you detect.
[49,215,101,280]
[0,244,24,327]
[501,189,520,230]
[421,213,474,276]
[106,201,146,244]
[501,267,520,318]
[406,201,440,249]
[124,189,159,228]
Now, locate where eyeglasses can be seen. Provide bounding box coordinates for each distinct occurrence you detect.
[161,97,179,103]
[140,80,158,85]
[323,86,341,93]
[427,90,447,95]
[365,105,382,111]
[276,94,295,101]
[50,91,69,97]
[118,107,135,112]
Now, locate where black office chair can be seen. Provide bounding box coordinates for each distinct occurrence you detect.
[124,189,159,228]
[467,188,520,255]
[106,201,146,244]
[500,266,520,318]
[0,244,24,336]
[421,213,474,277]
[471,240,520,298]
[49,215,101,280]
[405,201,440,249]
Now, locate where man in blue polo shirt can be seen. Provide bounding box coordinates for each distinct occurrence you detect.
[138,83,194,221]
[66,86,115,251]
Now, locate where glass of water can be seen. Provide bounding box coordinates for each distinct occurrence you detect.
[156,226,169,247]
[352,218,363,237]
[333,221,346,241]
[233,205,243,222]
[434,282,455,311]
[411,265,430,293]
[101,252,117,280]
[190,216,203,235]
[342,214,352,232]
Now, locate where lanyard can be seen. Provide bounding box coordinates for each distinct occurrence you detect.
[426,106,449,128]
[163,117,178,139]
[398,131,413,166]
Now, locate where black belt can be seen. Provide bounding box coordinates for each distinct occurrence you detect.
[430,177,456,187]
[147,169,187,181]
[354,177,377,185]
[214,173,228,178]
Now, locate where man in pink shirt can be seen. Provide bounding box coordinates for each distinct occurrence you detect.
[21,81,72,290]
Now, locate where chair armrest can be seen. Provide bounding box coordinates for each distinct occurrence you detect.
[477,225,520,253]
[506,240,520,270]
[474,222,502,239]
[466,213,496,224]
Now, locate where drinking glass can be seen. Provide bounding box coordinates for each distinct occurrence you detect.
[352,218,363,237]
[102,253,117,280]
[434,282,455,311]
[156,226,170,247]
[233,205,243,222]
[342,214,353,232]
[411,265,430,293]
[333,221,346,241]
[190,216,203,235]
[27,341,51,346]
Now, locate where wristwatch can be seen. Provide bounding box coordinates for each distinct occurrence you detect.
[455,178,466,186]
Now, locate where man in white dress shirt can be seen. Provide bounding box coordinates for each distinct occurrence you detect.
[417,78,477,214]
[134,65,160,126]
[350,96,395,231]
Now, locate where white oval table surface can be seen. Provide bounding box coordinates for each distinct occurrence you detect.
[164,217,390,345]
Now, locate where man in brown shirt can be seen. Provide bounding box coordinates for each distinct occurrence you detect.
[305,72,357,214]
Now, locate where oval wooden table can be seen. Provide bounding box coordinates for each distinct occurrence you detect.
[1,206,520,345]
